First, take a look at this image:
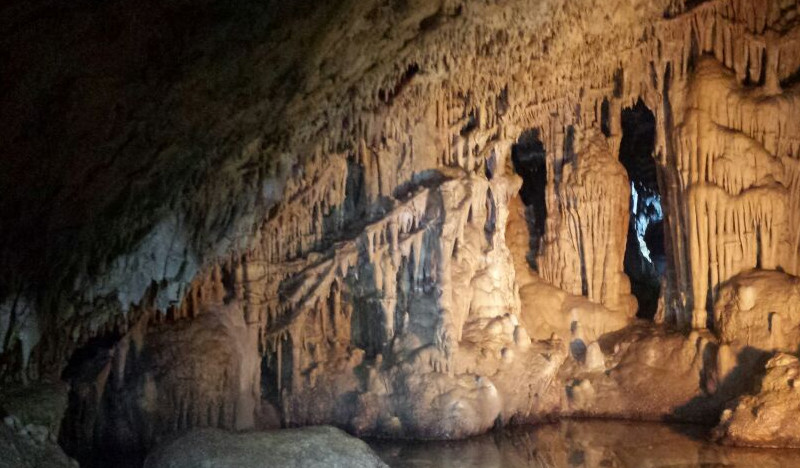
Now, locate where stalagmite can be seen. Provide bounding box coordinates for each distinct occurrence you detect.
[538,130,636,316]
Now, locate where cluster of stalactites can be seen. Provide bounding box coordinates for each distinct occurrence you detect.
[688,184,788,324]
[168,0,800,396]
[258,152,349,265]
[671,55,800,327]
[257,0,800,246]
[508,0,800,161]
[541,0,800,328]
[249,170,508,397]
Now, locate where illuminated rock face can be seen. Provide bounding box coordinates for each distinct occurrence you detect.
[714,353,800,448]
[2,0,800,458]
[537,130,635,315]
[670,58,800,329]
[714,270,800,353]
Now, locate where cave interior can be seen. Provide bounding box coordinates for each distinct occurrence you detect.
[3,0,800,466]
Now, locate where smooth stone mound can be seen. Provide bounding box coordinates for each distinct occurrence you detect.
[144,426,388,468]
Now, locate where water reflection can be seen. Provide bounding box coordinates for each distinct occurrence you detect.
[369,420,800,467]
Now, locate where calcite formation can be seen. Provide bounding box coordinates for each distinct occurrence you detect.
[676,58,800,328]
[714,270,800,352]
[714,353,800,448]
[2,0,800,461]
[59,301,262,459]
[537,130,635,315]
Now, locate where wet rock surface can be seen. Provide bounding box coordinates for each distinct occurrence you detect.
[371,420,800,468]
[714,353,800,448]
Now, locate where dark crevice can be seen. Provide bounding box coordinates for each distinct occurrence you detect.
[485,150,496,180]
[757,48,768,87]
[419,9,443,31]
[620,99,664,320]
[613,69,624,98]
[484,188,496,246]
[780,65,800,89]
[511,129,547,270]
[378,63,419,105]
[460,110,478,136]
[600,98,611,137]
[60,333,122,381]
[563,125,576,167]
[684,0,711,9]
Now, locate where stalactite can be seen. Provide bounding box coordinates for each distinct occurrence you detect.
[667,55,800,327]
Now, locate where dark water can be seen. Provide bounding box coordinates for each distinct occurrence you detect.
[368,420,800,468]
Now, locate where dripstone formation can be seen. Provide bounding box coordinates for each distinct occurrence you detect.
[2,0,800,463]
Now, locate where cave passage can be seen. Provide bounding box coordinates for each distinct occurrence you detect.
[620,100,665,320]
[511,129,547,269]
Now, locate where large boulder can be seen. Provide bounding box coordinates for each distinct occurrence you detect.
[144,426,387,468]
[713,353,800,448]
[714,270,800,352]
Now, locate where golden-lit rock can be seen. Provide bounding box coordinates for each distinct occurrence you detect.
[2,0,800,460]
[714,353,800,448]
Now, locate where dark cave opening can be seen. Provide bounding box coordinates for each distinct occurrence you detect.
[619,99,665,320]
[60,332,122,381]
[262,334,293,411]
[511,129,547,269]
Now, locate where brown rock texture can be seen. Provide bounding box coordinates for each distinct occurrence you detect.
[714,353,800,447]
[1,0,800,458]
[715,270,800,352]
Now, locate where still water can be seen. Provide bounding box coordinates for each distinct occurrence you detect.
[368,420,800,467]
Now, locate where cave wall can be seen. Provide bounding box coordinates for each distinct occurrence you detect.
[678,57,800,327]
[2,0,800,457]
